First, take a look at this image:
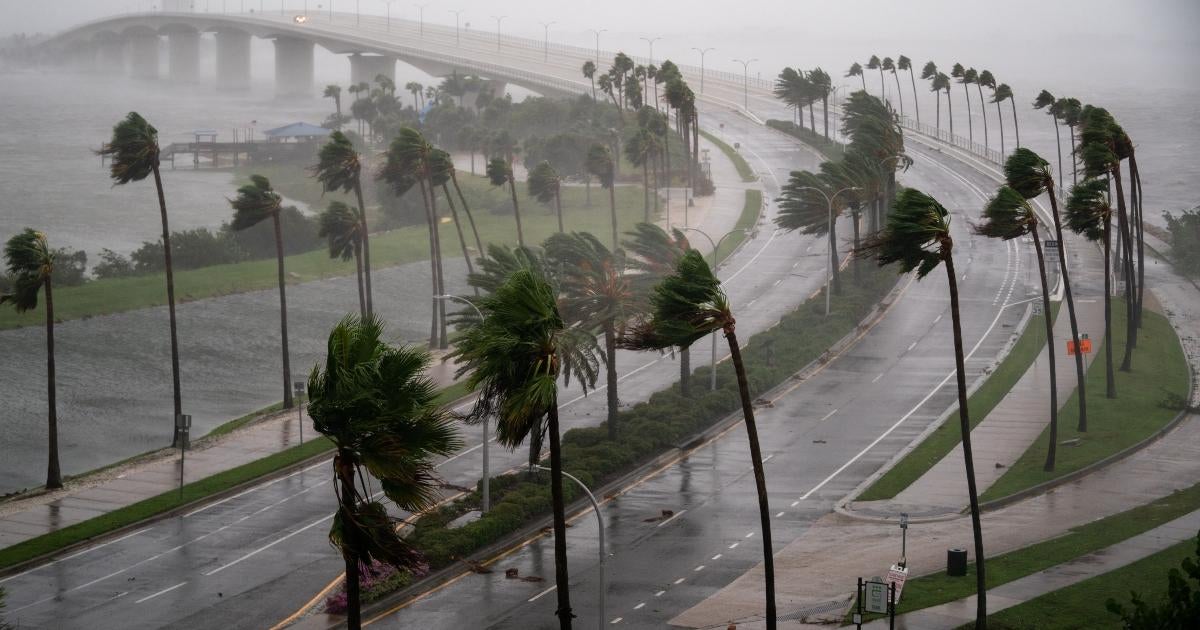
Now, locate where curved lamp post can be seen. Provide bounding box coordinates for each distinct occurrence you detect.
[588,28,607,66]
[692,47,715,94]
[539,21,557,61]
[683,226,751,390]
[534,464,605,630]
[792,186,860,316]
[435,294,490,513]
[732,57,758,111]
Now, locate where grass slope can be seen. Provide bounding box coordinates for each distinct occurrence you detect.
[699,130,757,182]
[712,190,764,263]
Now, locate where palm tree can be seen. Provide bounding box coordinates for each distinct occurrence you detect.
[624,128,656,222]
[582,60,597,101]
[621,222,693,393]
[975,185,1060,469]
[99,112,184,444]
[308,315,461,630]
[881,57,901,117]
[451,268,600,630]
[1,229,62,489]
[991,83,1015,157]
[777,169,844,295]
[950,64,972,145]
[318,201,367,319]
[973,70,992,154]
[528,160,565,233]
[621,250,778,628]
[324,84,343,121]
[1059,97,1083,186]
[774,67,807,128]
[1004,148,1089,432]
[866,56,884,98]
[929,72,948,135]
[937,72,954,137]
[486,157,525,248]
[432,147,484,258]
[961,67,978,147]
[846,61,866,91]
[862,187,988,629]
[1033,90,1065,193]
[430,149,477,293]
[586,143,620,249]
[809,67,833,139]
[1067,177,1117,399]
[229,175,294,409]
[897,55,918,123]
[545,232,641,440]
[313,131,374,316]
[404,81,422,110]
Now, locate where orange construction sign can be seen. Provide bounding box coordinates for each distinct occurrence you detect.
[1067,336,1093,355]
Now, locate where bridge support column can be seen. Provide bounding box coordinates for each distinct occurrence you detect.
[128,34,160,80]
[96,40,126,74]
[215,30,251,91]
[167,31,200,83]
[348,54,395,87]
[274,37,314,97]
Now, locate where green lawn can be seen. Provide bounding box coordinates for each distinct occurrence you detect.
[0,172,648,330]
[850,481,1200,624]
[981,301,1189,502]
[700,130,757,182]
[712,190,764,263]
[858,304,1060,501]
[970,536,1199,630]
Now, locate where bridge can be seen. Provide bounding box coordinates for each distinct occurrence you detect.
[40,9,775,112]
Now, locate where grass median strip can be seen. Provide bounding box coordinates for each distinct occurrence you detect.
[712,190,764,263]
[700,130,757,182]
[982,301,1188,502]
[857,304,1058,502]
[850,481,1200,624]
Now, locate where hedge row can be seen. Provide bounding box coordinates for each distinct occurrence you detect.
[765,119,846,161]
[405,262,896,568]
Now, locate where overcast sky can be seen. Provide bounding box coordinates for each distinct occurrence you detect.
[5,0,1199,89]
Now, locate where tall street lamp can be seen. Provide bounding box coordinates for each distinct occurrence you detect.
[794,186,860,316]
[692,47,714,94]
[414,3,427,37]
[534,464,606,629]
[682,226,750,390]
[588,28,607,66]
[434,294,490,513]
[539,21,556,61]
[733,57,757,112]
[449,9,463,45]
[491,14,506,53]
[640,36,661,65]
[382,0,394,32]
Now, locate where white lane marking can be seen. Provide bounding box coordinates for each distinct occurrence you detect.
[656,509,687,528]
[729,542,739,549]
[907,341,918,352]
[203,512,333,576]
[529,585,556,602]
[674,577,686,585]
[135,581,188,604]
[634,602,645,610]
[725,229,781,283]
[872,372,884,383]
[790,501,800,507]
[797,288,1012,502]
[933,314,943,324]
[745,532,755,539]
[711,554,722,561]
[773,279,782,287]
[7,595,55,614]
[747,298,758,307]
[775,511,785,518]
[762,454,774,462]
[654,590,666,597]
[0,527,152,585]
[610,617,623,624]
[694,565,706,572]
[819,409,838,422]
[184,459,326,518]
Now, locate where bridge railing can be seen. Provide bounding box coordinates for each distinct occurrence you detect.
[898,115,1005,166]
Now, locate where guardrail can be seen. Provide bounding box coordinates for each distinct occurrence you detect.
[898,115,1006,166]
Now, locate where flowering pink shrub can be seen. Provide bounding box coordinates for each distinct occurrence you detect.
[324,556,429,614]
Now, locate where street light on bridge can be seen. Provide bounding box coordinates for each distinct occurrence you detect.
[640,35,662,65]
[792,185,860,316]
[682,226,751,390]
[692,47,715,94]
[733,57,758,112]
[588,28,607,66]
[449,9,464,46]
[414,3,427,37]
[490,14,506,53]
[539,21,556,61]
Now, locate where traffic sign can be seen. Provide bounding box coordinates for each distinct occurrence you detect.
[1067,335,1093,355]
[886,565,909,603]
[863,580,889,614]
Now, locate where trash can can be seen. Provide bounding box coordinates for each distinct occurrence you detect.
[947,548,968,576]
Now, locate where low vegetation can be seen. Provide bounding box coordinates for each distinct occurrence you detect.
[698,130,756,182]
[766,119,846,160]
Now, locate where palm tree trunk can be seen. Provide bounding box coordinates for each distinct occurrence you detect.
[1103,214,1116,398]
[353,243,366,320]
[1047,192,1088,432]
[44,278,62,489]
[1010,98,1020,147]
[724,326,776,629]
[642,159,650,223]
[151,164,184,448]
[892,73,904,117]
[547,403,574,629]
[509,180,525,248]
[808,102,816,136]
[605,324,619,441]
[442,183,477,293]
[337,455,362,630]
[1032,230,1058,471]
[851,209,861,282]
[995,102,1005,158]
[652,150,660,213]
[430,185,449,349]
[585,175,592,208]
[450,171,483,257]
[829,210,842,295]
[664,133,672,228]
[608,182,619,250]
[1114,171,1135,372]
[859,74,866,91]
[680,344,691,397]
[878,69,885,101]
[554,188,565,233]
[417,178,440,349]
[946,90,955,137]
[693,115,701,194]
[273,215,294,409]
[963,84,973,146]
[1132,157,1145,329]
[975,85,989,152]
[822,95,830,140]
[352,181,374,317]
[909,70,920,124]
[936,93,941,135]
[943,251,988,630]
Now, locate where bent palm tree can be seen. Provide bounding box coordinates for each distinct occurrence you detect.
[487,157,525,247]
[230,175,294,409]
[936,72,954,137]
[951,63,972,145]
[308,315,461,630]
[622,222,694,394]
[991,83,1014,157]
[1067,177,1116,398]
[430,148,478,283]
[586,143,620,249]
[862,188,988,629]
[528,160,565,233]
[323,84,343,127]
[582,61,597,101]
[99,112,184,445]
[1032,90,1066,201]
[866,55,884,98]
[778,169,844,294]
[313,131,374,316]
[975,185,1059,470]
[318,201,367,319]
[897,55,917,122]
[2,229,62,489]
[1004,148,1089,432]
[975,70,994,154]
[451,268,599,630]
[621,250,778,628]
[882,57,902,116]
[846,62,866,91]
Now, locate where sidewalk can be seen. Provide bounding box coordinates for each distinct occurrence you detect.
[880,299,1104,513]
[0,357,458,551]
[863,508,1200,629]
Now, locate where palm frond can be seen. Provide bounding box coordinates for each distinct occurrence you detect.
[860,187,949,278]
[98,112,159,185]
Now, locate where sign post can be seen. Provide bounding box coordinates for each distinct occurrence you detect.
[293,380,306,444]
[899,513,909,568]
[1044,239,1060,265]
[175,413,192,500]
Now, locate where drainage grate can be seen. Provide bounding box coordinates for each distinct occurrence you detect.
[778,597,854,622]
